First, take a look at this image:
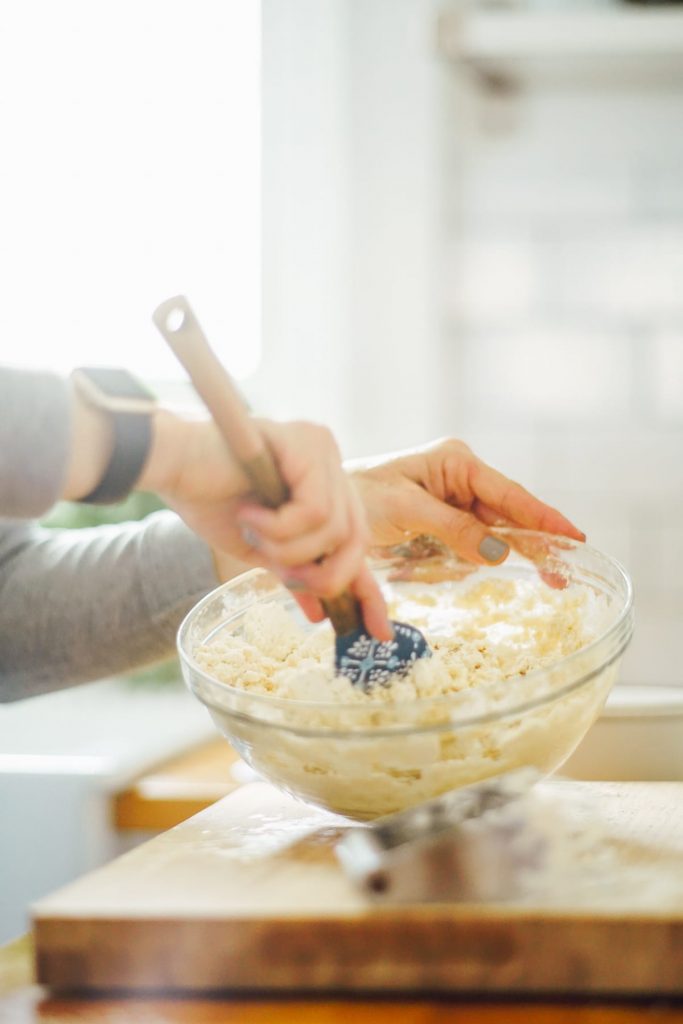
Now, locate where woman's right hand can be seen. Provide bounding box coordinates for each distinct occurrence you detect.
[139,411,392,641]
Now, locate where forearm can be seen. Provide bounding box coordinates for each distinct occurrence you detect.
[0,366,133,514]
[0,366,247,515]
[0,512,220,702]
[0,369,72,517]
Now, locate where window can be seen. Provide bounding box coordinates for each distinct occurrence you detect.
[0,0,260,382]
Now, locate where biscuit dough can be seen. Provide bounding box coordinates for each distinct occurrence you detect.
[195,578,618,819]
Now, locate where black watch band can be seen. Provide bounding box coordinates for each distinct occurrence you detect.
[72,367,156,506]
[79,411,153,505]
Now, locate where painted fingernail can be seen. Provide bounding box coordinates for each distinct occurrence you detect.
[479,535,509,563]
[240,525,260,550]
[284,579,307,592]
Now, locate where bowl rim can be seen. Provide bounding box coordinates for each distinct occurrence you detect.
[177,529,635,717]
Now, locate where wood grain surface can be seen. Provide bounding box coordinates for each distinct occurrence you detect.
[33,781,683,996]
[3,936,683,1023]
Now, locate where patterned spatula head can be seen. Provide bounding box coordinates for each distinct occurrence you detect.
[336,621,431,692]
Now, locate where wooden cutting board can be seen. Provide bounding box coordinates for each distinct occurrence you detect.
[33,781,683,995]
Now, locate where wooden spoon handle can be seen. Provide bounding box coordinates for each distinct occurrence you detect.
[152,296,361,636]
[152,296,287,507]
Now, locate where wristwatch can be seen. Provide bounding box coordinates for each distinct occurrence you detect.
[71,367,157,505]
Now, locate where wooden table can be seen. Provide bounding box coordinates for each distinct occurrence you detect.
[3,936,683,1023]
[31,781,683,997]
[8,753,680,1020]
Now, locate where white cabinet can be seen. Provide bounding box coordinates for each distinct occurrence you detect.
[0,678,214,942]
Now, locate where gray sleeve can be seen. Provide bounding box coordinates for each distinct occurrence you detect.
[0,368,72,518]
[0,511,219,702]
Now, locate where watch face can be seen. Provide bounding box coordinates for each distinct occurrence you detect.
[77,367,154,401]
[73,367,156,414]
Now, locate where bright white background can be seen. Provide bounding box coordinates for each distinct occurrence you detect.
[0,7,259,939]
[0,0,260,380]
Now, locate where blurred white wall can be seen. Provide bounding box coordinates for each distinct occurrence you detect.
[258,0,350,435]
[262,0,683,689]
[438,4,683,689]
[260,0,445,455]
[344,0,445,456]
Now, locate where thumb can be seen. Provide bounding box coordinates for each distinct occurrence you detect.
[405,489,510,566]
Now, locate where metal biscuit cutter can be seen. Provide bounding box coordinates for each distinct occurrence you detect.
[336,768,547,903]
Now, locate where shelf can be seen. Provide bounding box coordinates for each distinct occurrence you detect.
[438,6,683,83]
[114,738,245,831]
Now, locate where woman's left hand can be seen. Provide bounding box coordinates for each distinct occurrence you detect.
[348,438,584,565]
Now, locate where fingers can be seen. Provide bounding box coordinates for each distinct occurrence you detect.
[288,591,327,623]
[240,481,370,595]
[469,462,585,541]
[240,420,392,639]
[349,564,393,642]
[393,487,512,566]
[279,491,369,597]
[240,421,354,566]
[503,531,572,591]
[238,498,351,568]
[469,500,512,529]
[272,557,392,644]
[470,501,573,590]
[282,568,391,642]
[282,496,392,642]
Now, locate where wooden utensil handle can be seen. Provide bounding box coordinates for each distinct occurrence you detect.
[152,297,264,467]
[242,451,289,510]
[323,590,361,637]
[238,453,360,635]
[152,296,361,637]
[239,457,360,635]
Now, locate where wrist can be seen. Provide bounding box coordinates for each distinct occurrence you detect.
[139,411,250,506]
[67,367,160,505]
[63,383,191,503]
[135,407,191,496]
[62,381,115,501]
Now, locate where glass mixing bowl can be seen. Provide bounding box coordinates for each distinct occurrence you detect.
[178,530,634,820]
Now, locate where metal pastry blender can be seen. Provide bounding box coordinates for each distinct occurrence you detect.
[336,768,545,902]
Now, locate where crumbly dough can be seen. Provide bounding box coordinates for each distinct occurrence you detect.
[197,579,599,702]
[194,578,618,819]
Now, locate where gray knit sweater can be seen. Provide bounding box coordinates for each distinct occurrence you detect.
[0,368,218,701]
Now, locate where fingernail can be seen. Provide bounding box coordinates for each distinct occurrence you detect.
[479,535,509,563]
[240,525,260,550]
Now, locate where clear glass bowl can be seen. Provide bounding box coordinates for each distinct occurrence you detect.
[178,530,634,820]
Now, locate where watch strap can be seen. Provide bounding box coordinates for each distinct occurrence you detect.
[79,411,153,505]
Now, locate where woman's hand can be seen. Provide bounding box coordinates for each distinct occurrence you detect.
[348,438,584,564]
[140,411,391,640]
